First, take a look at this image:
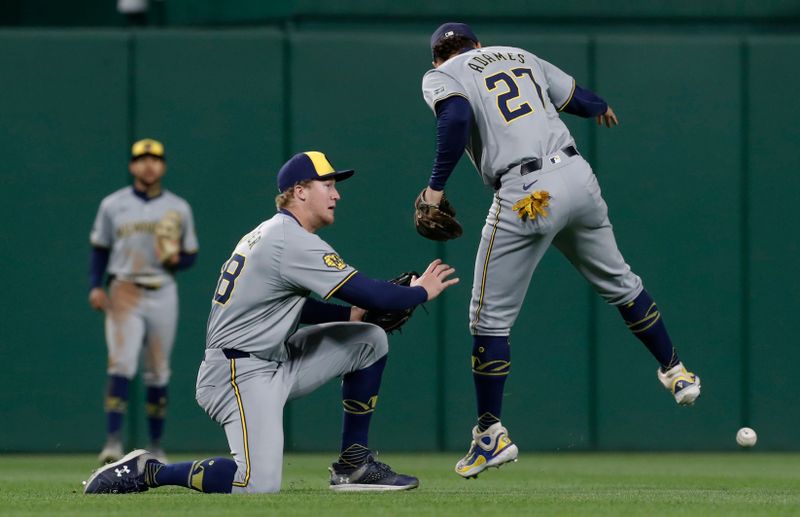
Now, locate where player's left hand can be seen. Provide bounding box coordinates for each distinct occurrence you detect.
[596,106,619,128]
[350,306,366,322]
[414,189,463,241]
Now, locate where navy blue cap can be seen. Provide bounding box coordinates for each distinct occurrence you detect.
[430,22,479,51]
[277,151,355,192]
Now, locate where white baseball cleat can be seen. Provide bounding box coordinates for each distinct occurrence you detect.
[455,422,519,479]
[658,362,701,405]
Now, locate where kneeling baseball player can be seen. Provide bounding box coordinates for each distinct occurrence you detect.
[83,151,458,494]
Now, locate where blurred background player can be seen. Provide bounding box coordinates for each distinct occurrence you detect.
[88,138,198,464]
[83,151,458,494]
[418,23,701,478]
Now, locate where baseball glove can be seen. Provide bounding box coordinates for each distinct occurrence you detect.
[414,189,463,241]
[364,271,420,334]
[154,211,182,264]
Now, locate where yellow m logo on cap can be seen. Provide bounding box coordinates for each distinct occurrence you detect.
[304,151,336,177]
[132,138,165,158]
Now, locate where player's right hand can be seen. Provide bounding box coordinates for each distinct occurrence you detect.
[423,187,444,206]
[89,287,110,311]
[411,258,459,301]
[350,306,367,322]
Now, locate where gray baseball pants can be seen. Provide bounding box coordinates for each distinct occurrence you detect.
[470,151,643,336]
[195,322,388,493]
[105,279,178,386]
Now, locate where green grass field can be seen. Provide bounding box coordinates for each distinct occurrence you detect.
[2,452,799,516]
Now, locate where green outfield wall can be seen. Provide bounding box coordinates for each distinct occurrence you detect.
[4,1,800,26]
[1,26,798,453]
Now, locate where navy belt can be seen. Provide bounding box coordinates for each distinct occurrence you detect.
[222,348,250,359]
[108,275,161,290]
[494,145,579,190]
[520,145,579,176]
[135,283,161,291]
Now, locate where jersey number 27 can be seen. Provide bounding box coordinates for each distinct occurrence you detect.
[485,67,546,124]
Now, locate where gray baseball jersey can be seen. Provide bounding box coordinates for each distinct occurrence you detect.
[423,46,577,188]
[90,186,198,384]
[205,212,357,361]
[91,187,198,287]
[421,46,642,336]
[197,211,388,492]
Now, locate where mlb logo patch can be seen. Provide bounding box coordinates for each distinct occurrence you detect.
[550,155,561,165]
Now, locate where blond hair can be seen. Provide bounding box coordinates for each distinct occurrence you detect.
[274,179,314,209]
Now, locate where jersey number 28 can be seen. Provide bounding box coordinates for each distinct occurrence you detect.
[485,67,546,124]
[213,253,246,305]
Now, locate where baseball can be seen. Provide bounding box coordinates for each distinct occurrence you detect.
[736,427,757,447]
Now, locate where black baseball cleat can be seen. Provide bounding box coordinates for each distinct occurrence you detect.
[83,449,161,494]
[329,454,419,492]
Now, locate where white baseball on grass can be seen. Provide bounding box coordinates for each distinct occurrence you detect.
[736,427,757,447]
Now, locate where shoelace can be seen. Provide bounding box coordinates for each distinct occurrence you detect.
[356,455,396,478]
[371,460,394,473]
[101,476,147,493]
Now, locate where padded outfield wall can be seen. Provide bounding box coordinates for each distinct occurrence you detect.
[0,24,798,453]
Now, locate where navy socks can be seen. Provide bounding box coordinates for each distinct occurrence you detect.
[146,386,168,446]
[339,355,387,465]
[105,375,129,438]
[147,458,237,493]
[472,336,510,432]
[617,289,679,369]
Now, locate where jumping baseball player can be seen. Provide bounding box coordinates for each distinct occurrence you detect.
[416,23,701,479]
[88,138,198,464]
[83,151,459,494]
